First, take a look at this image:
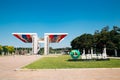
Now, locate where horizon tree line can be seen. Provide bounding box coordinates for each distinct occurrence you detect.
[0,46,32,55]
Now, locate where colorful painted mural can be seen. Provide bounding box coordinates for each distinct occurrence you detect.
[48,34,67,43]
[13,34,33,43]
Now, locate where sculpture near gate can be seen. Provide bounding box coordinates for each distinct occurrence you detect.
[70,50,80,59]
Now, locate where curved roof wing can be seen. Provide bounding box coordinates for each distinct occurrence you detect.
[45,33,68,43]
[12,33,37,43]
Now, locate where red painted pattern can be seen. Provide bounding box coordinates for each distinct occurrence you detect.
[57,34,67,42]
[26,35,32,42]
[13,34,33,43]
[48,34,67,43]
[13,34,26,42]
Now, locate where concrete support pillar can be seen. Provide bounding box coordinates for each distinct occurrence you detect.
[32,34,38,54]
[81,49,86,59]
[83,49,85,55]
[115,49,117,57]
[44,34,49,55]
[91,47,93,55]
[91,47,93,58]
[102,47,107,59]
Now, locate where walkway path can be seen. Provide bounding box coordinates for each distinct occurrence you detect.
[0,55,120,80]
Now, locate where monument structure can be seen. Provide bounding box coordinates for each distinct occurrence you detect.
[12,33,68,55]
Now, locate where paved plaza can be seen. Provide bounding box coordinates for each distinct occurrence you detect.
[0,55,120,80]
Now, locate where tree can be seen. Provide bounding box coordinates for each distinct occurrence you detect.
[71,36,80,49]
[2,46,8,55]
[7,46,15,54]
[93,26,110,53]
[0,45,3,55]
[71,26,120,56]
[2,46,15,55]
[71,34,93,53]
[109,26,120,56]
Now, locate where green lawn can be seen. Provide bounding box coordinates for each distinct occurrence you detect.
[24,55,120,69]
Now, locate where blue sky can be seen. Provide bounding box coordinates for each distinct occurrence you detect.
[0,0,120,48]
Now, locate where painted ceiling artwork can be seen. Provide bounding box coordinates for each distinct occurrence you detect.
[48,34,67,43]
[13,33,33,43]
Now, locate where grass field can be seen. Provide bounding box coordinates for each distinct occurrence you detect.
[24,55,120,69]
